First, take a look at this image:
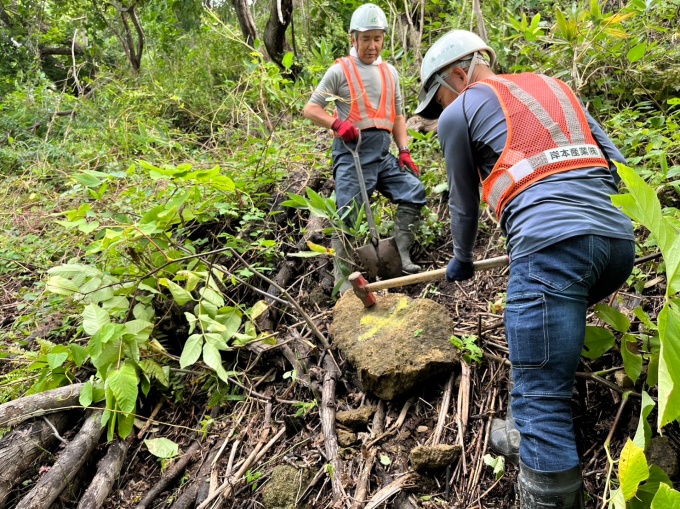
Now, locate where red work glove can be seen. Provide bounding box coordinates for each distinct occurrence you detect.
[399,148,420,177]
[331,119,359,143]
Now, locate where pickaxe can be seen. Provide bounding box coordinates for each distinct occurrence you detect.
[349,255,509,307]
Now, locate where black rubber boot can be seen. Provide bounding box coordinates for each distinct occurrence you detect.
[394,204,422,274]
[331,234,354,296]
[518,461,585,509]
[490,395,520,464]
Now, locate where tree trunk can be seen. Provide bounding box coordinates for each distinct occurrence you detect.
[263,0,294,67]
[0,412,73,509]
[15,411,104,509]
[230,0,258,47]
[0,383,84,428]
[75,437,130,509]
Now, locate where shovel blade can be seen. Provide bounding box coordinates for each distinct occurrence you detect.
[356,237,402,280]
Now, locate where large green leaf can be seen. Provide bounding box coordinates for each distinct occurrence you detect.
[105,362,139,414]
[46,276,80,296]
[651,483,680,508]
[79,380,94,408]
[159,278,193,306]
[144,437,179,459]
[627,41,647,63]
[203,343,230,382]
[82,304,111,336]
[621,334,643,384]
[619,439,649,501]
[595,303,631,333]
[613,165,680,296]
[583,326,616,359]
[180,334,203,368]
[657,303,680,427]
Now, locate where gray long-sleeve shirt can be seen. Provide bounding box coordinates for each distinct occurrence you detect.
[438,78,634,261]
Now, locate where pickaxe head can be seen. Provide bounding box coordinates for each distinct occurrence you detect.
[349,271,376,307]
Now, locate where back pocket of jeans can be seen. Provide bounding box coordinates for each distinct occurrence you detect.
[506,292,548,368]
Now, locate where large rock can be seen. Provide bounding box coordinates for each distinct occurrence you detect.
[261,465,312,509]
[330,292,460,400]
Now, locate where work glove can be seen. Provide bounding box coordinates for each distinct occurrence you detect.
[446,258,474,282]
[331,119,360,143]
[398,148,420,177]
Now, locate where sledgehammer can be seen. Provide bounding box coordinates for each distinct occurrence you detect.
[349,255,509,307]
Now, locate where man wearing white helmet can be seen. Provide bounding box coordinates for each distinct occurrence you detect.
[417,30,635,508]
[303,3,426,294]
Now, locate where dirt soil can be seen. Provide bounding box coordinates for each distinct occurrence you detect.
[0,206,676,509]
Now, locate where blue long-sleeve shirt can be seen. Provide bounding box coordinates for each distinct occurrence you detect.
[438,79,634,261]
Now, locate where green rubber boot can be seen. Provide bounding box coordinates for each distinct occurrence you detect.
[518,461,585,509]
[331,234,353,296]
[394,204,422,274]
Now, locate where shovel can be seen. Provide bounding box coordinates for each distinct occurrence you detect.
[343,134,403,280]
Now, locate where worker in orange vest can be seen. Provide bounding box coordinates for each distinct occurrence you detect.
[416,30,635,508]
[303,3,426,295]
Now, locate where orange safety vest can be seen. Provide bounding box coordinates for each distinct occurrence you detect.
[474,74,610,217]
[335,56,397,132]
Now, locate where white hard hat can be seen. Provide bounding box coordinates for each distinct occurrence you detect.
[349,4,388,33]
[415,30,496,119]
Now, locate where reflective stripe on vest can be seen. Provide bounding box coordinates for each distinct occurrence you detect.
[477,74,609,217]
[335,57,396,132]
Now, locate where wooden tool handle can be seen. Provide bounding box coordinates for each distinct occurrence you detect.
[365,255,509,292]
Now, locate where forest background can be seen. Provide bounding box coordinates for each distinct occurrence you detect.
[0,0,679,507]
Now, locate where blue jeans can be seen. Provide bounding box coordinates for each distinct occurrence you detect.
[332,130,426,216]
[506,235,635,471]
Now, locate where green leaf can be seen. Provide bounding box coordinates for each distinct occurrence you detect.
[614,165,680,296]
[657,302,680,427]
[582,326,616,359]
[282,51,294,69]
[105,362,139,414]
[69,344,88,367]
[627,41,647,63]
[483,454,505,480]
[287,251,325,258]
[651,483,680,508]
[250,300,268,320]
[179,334,203,368]
[144,437,179,459]
[118,412,135,440]
[203,343,230,382]
[79,380,93,407]
[46,352,69,369]
[124,320,154,335]
[621,334,643,384]
[632,391,655,450]
[46,276,80,296]
[82,304,111,336]
[594,303,631,333]
[159,278,193,306]
[379,454,391,466]
[200,287,224,308]
[619,439,649,501]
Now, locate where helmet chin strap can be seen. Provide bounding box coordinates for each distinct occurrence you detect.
[466,51,479,85]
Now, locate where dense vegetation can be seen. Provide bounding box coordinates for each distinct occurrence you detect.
[0,0,679,507]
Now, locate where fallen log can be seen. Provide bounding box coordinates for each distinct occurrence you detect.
[134,440,202,509]
[320,353,347,505]
[0,412,73,508]
[0,383,84,428]
[15,410,104,509]
[169,443,219,509]
[76,436,130,509]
